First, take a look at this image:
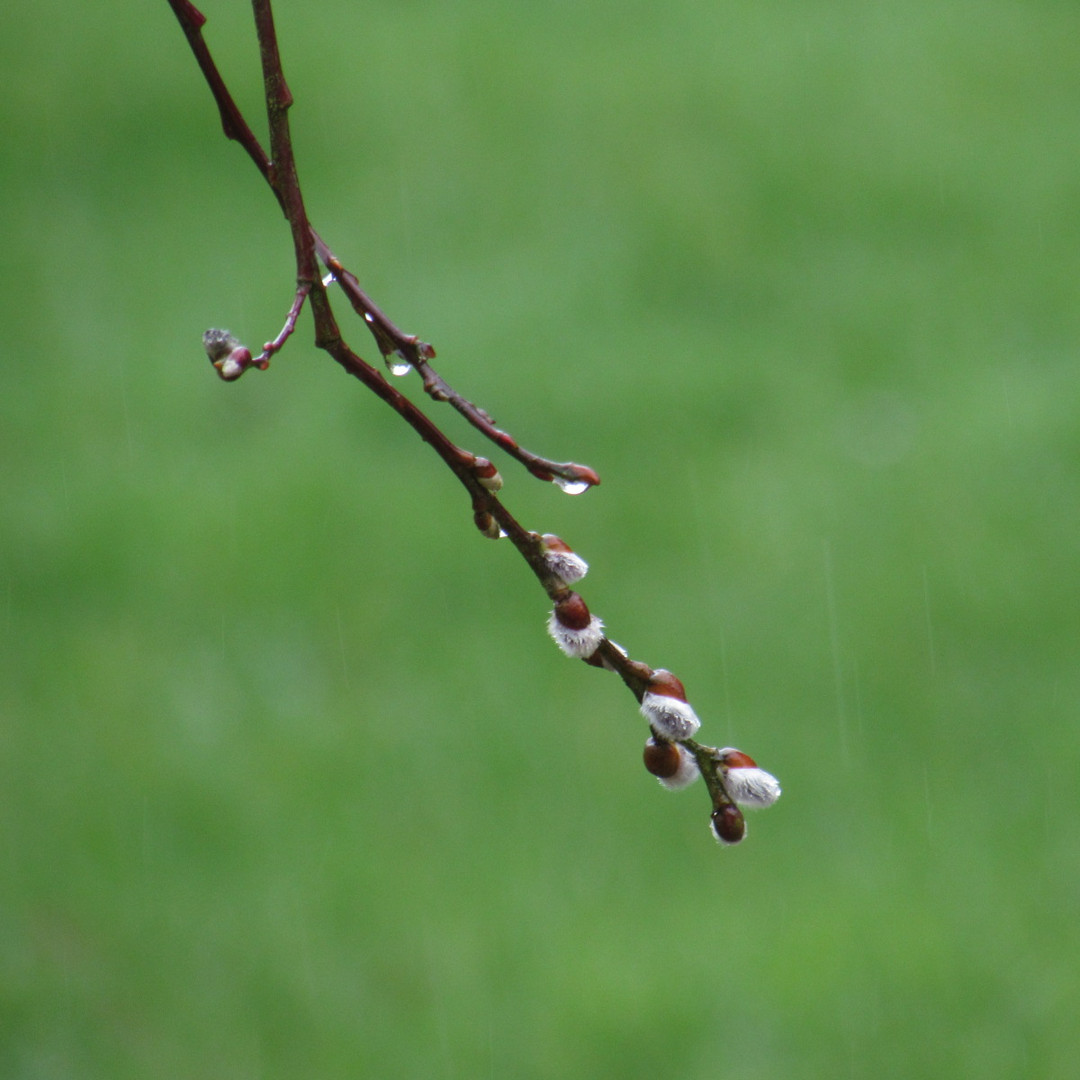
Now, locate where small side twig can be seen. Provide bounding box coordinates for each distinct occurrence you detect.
[320,255,601,491]
[254,282,310,367]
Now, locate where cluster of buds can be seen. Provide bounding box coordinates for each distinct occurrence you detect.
[202,328,268,381]
[643,737,781,844]
[533,536,620,670]
[539,534,781,847]
[705,749,782,844]
[639,667,780,845]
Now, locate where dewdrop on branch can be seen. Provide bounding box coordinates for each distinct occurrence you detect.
[539,534,588,585]
[639,669,701,740]
[710,804,747,845]
[547,593,604,659]
[382,349,412,377]
[717,748,782,808]
[643,737,700,790]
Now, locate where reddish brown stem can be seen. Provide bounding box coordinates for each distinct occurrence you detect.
[319,258,600,490]
[168,0,598,491]
[168,0,643,698]
[256,283,310,365]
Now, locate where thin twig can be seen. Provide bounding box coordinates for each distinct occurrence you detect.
[319,254,600,490]
[255,283,310,366]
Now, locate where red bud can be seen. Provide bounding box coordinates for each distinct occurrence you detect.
[643,738,681,779]
[541,533,573,553]
[710,805,746,845]
[646,669,688,702]
[719,748,757,769]
[553,592,591,630]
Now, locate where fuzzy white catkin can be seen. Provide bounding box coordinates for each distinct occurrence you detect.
[546,611,604,659]
[543,549,589,585]
[724,767,782,808]
[640,691,701,740]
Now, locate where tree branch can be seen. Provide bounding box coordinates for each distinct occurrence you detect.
[170,0,782,845]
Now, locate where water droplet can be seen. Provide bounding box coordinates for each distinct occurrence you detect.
[321,271,336,287]
[498,528,508,539]
[384,351,412,377]
[364,312,375,323]
[554,476,590,495]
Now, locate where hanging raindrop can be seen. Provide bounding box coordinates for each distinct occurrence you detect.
[553,476,590,495]
[384,351,412,377]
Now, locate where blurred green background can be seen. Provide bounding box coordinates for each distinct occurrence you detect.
[3,1,1078,1077]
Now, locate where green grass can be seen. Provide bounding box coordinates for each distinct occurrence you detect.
[3,1,1079,1076]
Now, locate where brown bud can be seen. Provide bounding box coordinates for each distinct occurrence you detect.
[718,748,757,769]
[643,738,681,779]
[540,533,573,554]
[552,592,591,630]
[710,805,746,845]
[646,669,688,702]
[473,457,503,492]
[473,510,501,539]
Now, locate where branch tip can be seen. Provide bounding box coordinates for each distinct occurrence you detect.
[203,328,265,381]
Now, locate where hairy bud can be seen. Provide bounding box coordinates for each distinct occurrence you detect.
[203,328,265,381]
[717,748,782,808]
[540,534,589,585]
[639,669,700,740]
[202,327,239,363]
[547,593,604,658]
